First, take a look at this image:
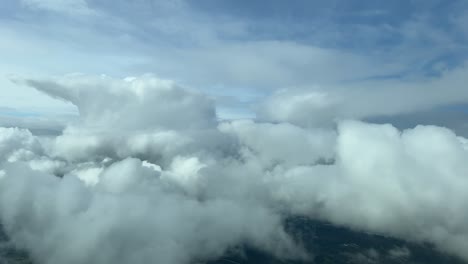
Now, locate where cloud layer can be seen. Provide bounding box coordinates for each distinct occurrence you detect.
[257,62,468,127]
[1,75,468,264]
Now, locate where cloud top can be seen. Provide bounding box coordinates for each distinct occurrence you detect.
[1,74,468,263]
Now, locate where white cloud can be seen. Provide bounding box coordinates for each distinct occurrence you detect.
[269,121,468,260]
[2,73,468,263]
[219,120,336,167]
[21,74,217,130]
[0,127,42,161]
[3,1,468,127]
[257,62,468,127]
[1,1,468,262]
[0,159,305,264]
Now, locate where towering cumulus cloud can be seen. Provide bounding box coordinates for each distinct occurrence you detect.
[1,74,468,263]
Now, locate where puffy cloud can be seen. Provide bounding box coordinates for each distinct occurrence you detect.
[18,75,231,166]
[256,89,340,127]
[21,74,217,131]
[0,127,42,161]
[0,75,308,263]
[1,74,468,263]
[0,160,304,264]
[219,120,336,167]
[269,121,468,260]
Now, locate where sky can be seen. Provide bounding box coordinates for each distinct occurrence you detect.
[1,1,468,264]
[1,0,468,127]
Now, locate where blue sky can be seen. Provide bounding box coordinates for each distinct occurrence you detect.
[1,0,468,127]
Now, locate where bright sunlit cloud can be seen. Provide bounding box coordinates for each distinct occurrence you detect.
[1,1,468,264]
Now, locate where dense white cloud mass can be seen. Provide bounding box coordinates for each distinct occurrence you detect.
[0,160,302,264]
[21,75,217,130]
[1,75,468,263]
[269,121,468,260]
[16,75,228,167]
[0,127,42,161]
[219,120,336,167]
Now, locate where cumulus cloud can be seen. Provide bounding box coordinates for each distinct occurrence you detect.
[219,120,336,167]
[15,75,231,167]
[21,74,217,131]
[1,74,468,263]
[268,121,468,260]
[0,127,42,161]
[0,161,303,264]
